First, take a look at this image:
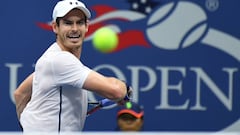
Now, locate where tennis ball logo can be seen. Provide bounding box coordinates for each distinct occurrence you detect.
[92,27,118,53]
[146,1,208,50]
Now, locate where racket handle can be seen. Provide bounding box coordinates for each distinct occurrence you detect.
[100,98,115,107]
[124,85,133,101]
[100,89,132,107]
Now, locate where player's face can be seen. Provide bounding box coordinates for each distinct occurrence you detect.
[53,9,89,51]
[117,114,143,131]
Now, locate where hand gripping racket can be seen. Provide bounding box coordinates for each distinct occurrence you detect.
[87,85,133,116]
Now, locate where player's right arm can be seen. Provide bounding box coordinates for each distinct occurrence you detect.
[82,70,128,102]
[53,52,132,104]
[14,73,33,119]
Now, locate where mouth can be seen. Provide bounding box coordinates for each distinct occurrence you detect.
[67,34,81,39]
[67,34,81,42]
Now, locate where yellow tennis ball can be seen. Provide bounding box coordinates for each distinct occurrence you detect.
[93,27,118,53]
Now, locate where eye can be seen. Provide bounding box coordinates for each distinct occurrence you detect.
[63,20,73,25]
[77,20,85,25]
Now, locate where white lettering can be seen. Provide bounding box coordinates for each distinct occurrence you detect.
[5,63,23,104]
[5,63,238,112]
[127,66,157,102]
[156,67,190,110]
[190,67,237,111]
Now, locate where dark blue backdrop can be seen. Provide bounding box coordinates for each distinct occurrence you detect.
[0,0,240,132]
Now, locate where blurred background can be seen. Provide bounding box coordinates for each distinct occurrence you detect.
[0,0,240,132]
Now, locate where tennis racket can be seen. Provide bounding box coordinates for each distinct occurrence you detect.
[87,98,115,116]
[87,85,133,116]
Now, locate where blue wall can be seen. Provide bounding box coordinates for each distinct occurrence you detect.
[1,0,240,132]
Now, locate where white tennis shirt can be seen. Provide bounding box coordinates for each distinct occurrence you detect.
[20,43,91,132]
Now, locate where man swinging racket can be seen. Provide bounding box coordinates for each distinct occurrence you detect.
[14,0,132,132]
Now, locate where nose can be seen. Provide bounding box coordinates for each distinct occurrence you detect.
[125,119,134,124]
[71,23,79,31]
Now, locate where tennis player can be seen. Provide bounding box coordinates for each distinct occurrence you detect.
[14,0,131,132]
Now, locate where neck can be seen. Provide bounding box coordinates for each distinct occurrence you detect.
[57,41,82,59]
[71,46,82,59]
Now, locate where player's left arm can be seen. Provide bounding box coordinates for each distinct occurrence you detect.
[14,73,33,119]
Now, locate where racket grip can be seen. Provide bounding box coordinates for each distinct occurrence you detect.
[99,84,133,106]
[124,85,133,101]
[100,98,115,107]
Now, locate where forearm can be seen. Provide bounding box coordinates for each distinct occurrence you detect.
[83,71,128,101]
[106,77,127,100]
[15,91,32,119]
[14,73,33,119]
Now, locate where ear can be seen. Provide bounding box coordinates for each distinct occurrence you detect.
[52,21,58,34]
[85,20,90,32]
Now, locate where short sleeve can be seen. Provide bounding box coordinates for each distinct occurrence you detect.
[51,52,91,88]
